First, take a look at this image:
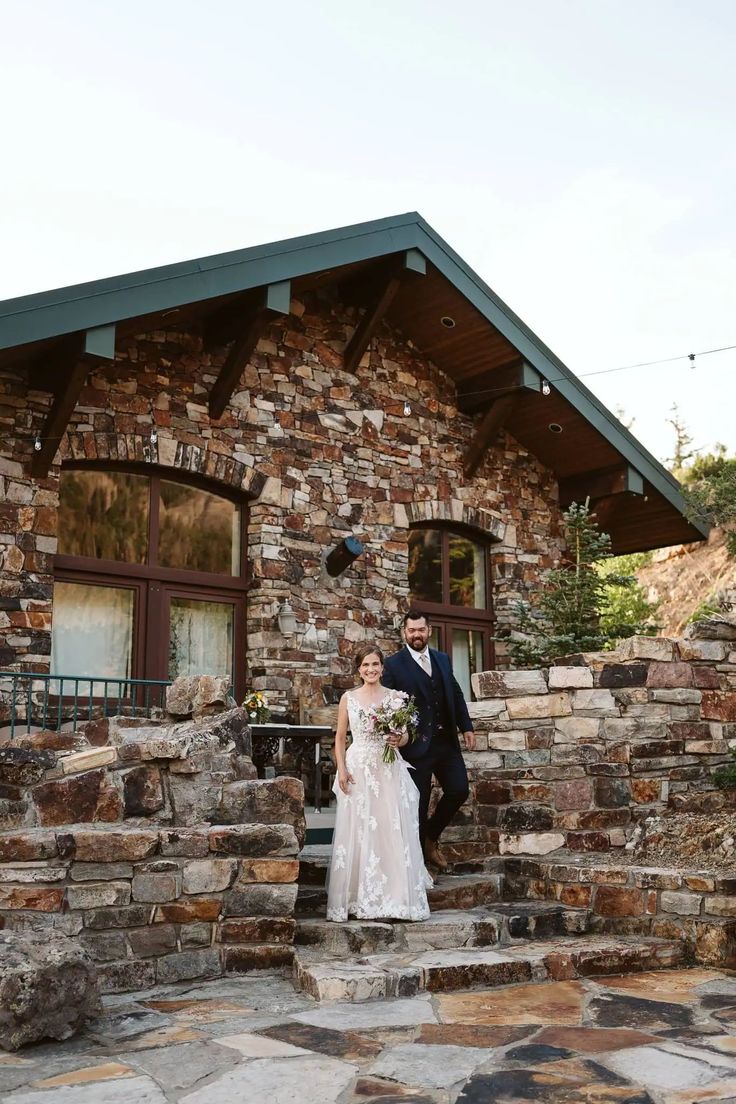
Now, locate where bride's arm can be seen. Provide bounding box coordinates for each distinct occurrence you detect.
[334,694,355,794]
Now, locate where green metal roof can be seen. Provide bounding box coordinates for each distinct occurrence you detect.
[0,212,706,538]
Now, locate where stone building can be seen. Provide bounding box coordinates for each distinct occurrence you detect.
[0,213,705,719]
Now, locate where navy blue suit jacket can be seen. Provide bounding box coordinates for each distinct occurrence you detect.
[382,646,473,763]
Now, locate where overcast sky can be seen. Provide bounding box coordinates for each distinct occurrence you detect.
[2,0,734,464]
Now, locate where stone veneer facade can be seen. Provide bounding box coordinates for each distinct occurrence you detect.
[0,289,562,709]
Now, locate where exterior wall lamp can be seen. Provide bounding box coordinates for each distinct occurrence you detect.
[325,536,365,577]
[277,599,297,636]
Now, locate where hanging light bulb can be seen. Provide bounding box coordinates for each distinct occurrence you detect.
[688,353,696,368]
[403,401,411,416]
[33,435,42,451]
[541,379,551,397]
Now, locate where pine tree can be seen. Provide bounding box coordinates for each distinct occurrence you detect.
[684,451,736,558]
[503,503,651,667]
[665,403,698,477]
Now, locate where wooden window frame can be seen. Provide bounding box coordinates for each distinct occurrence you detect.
[53,463,250,698]
[408,524,496,670]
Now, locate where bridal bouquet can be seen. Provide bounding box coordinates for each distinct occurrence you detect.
[372,691,419,764]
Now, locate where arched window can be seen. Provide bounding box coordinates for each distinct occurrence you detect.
[51,466,248,696]
[408,526,494,698]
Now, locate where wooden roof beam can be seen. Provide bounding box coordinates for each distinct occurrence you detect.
[456,359,542,414]
[208,281,291,420]
[559,464,644,508]
[461,361,542,478]
[31,325,116,478]
[343,249,426,374]
[463,393,520,478]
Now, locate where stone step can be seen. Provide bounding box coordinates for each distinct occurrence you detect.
[296,884,328,916]
[297,845,503,889]
[293,933,686,1002]
[295,900,591,955]
[298,845,331,887]
[427,872,503,910]
[295,871,504,918]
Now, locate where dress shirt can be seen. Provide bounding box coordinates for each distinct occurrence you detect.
[407,645,432,676]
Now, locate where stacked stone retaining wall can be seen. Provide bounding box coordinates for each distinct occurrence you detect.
[504,855,736,969]
[442,631,736,866]
[0,688,305,992]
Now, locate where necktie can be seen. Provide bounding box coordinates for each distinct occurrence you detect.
[420,652,430,674]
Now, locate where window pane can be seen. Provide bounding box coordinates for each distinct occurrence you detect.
[451,628,485,701]
[408,529,443,604]
[51,581,134,681]
[159,482,240,575]
[448,535,487,608]
[168,598,234,682]
[58,470,149,562]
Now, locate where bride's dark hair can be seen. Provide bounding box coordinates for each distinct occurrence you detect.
[353,643,385,671]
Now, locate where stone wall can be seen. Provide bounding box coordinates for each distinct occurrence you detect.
[442,628,736,866]
[0,683,305,992]
[503,855,736,969]
[0,287,564,706]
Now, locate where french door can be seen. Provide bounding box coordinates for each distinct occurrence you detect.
[428,620,491,702]
[52,574,246,698]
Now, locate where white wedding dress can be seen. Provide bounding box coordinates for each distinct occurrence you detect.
[326,690,432,922]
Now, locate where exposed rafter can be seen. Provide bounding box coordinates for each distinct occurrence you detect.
[462,362,542,478]
[463,394,520,478]
[342,249,426,374]
[208,281,291,420]
[31,325,116,479]
[559,464,645,509]
[457,359,541,414]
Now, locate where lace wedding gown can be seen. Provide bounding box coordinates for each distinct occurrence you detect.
[326,690,432,922]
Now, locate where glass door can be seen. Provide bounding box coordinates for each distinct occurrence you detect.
[449,625,485,701]
[426,621,489,701]
[159,587,244,693]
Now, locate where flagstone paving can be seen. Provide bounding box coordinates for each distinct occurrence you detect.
[3,968,736,1102]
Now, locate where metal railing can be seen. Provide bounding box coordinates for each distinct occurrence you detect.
[0,671,171,738]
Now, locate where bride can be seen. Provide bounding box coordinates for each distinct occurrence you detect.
[326,643,432,922]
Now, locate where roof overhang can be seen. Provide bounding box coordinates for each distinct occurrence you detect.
[0,212,707,553]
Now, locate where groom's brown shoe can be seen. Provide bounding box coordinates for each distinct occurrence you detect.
[424,837,449,873]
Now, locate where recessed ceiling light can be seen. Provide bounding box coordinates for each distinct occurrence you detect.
[440,316,456,329]
[548,423,563,434]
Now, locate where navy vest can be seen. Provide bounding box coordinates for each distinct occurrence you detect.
[421,660,453,742]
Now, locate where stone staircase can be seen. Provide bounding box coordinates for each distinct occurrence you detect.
[292,845,687,1002]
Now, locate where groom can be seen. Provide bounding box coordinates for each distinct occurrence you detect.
[383,609,475,873]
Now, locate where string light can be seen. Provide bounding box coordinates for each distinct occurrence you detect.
[458,341,736,402]
[23,339,736,445]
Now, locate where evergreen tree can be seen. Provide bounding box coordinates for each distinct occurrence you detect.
[502,503,652,668]
[684,451,736,558]
[665,403,698,477]
[598,552,660,639]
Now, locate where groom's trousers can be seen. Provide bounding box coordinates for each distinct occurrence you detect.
[410,738,469,846]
